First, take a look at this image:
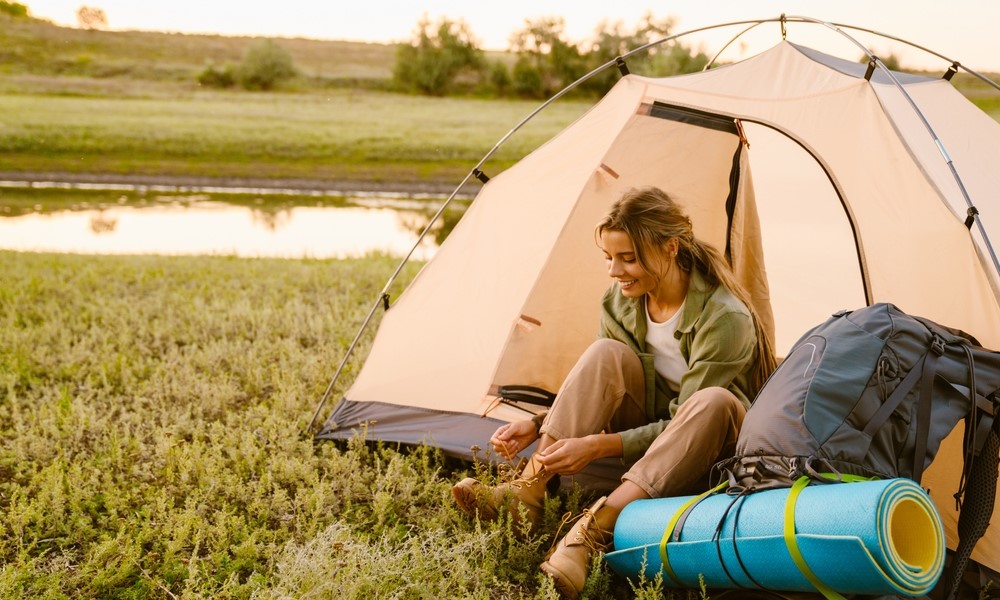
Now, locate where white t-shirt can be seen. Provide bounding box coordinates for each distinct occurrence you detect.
[645,298,687,392]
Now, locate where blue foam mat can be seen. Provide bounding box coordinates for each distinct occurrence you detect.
[604,478,944,597]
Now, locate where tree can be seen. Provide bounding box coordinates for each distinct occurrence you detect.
[583,18,636,95]
[486,59,511,96]
[511,56,544,98]
[0,1,29,18]
[393,15,484,95]
[236,39,296,90]
[584,13,708,95]
[197,61,236,88]
[76,5,107,30]
[508,17,586,98]
[859,52,903,72]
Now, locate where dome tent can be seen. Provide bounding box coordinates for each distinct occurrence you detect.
[313,16,1000,575]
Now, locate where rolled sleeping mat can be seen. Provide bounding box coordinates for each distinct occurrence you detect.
[604,478,945,598]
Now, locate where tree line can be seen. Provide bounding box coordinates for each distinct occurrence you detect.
[5,1,709,96]
[393,13,710,98]
[197,13,711,97]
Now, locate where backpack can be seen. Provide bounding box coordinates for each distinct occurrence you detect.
[718,303,1000,600]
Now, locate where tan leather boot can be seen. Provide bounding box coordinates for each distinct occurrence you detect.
[539,496,615,599]
[451,454,550,535]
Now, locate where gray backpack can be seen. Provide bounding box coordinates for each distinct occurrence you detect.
[720,303,1000,600]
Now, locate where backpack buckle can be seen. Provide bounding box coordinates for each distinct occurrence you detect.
[931,334,946,356]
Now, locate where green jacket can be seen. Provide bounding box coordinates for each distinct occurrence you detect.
[599,269,759,463]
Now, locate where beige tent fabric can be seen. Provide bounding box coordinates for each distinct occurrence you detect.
[648,44,1000,348]
[492,99,775,390]
[346,77,649,423]
[330,40,1000,570]
[729,146,776,351]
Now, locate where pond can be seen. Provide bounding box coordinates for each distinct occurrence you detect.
[0,182,471,260]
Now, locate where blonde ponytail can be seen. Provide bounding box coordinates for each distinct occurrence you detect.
[598,186,777,393]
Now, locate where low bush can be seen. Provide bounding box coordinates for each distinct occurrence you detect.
[198,62,236,88]
[235,39,297,91]
[0,1,28,18]
[0,251,699,598]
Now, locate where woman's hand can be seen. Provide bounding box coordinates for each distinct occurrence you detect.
[537,434,620,475]
[489,419,539,460]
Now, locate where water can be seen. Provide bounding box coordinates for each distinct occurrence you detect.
[0,182,470,260]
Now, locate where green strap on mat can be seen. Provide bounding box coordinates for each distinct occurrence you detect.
[659,481,728,586]
[784,476,845,599]
[782,475,876,600]
[658,474,875,596]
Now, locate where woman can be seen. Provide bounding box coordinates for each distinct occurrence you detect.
[452,186,777,598]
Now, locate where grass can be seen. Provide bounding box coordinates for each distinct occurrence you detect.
[1,13,998,598]
[0,250,700,599]
[0,12,396,84]
[1,13,998,188]
[0,88,592,186]
[5,75,991,191]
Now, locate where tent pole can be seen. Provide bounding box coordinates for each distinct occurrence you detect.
[784,15,1000,282]
[305,171,480,433]
[305,25,667,434]
[308,15,1000,434]
[704,22,769,70]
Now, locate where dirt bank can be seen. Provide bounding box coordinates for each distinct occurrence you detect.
[0,171,482,197]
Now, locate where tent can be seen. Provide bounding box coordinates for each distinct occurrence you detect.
[314,17,1000,571]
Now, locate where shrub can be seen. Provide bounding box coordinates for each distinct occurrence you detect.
[511,57,543,98]
[197,62,236,88]
[0,1,28,18]
[236,39,297,91]
[392,16,484,95]
[76,5,107,30]
[487,59,511,96]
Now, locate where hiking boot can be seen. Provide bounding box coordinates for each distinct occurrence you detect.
[540,496,614,599]
[451,454,549,534]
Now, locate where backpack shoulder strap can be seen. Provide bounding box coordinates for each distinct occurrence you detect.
[943,346,1000,600]
[944,424,1000,600]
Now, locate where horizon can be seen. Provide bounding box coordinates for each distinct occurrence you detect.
[19,1,1000,74]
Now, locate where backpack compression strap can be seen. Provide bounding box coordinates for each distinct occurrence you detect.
[858,348,939,483]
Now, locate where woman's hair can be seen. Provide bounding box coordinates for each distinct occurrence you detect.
[596,186,777,392]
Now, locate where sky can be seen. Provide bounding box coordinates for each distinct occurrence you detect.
[21,1,1000,72]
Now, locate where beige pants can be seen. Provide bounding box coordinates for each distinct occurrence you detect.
[540,338,745,498]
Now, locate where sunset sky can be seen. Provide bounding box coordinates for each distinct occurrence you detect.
[21,1,1000,72]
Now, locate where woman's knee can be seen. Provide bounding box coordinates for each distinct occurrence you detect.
[584,337,629,356]
[579,338,637,369]
[679,386,743,420]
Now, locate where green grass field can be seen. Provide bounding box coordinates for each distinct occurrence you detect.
[2,11,999,599]
[0,13,582,187]
[0,251,686,599]
[0,88,591,186]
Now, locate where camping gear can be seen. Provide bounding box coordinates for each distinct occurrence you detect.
[720,302,1000,598]
[311,16,1000,573]
[604,477,945,598]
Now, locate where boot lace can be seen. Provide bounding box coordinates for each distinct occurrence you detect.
[502,458,547,491]
[511,466,547,490]
[549,504,611,554]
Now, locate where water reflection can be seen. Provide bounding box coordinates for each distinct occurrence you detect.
[89,211,119,234]
[0,189,469,260]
